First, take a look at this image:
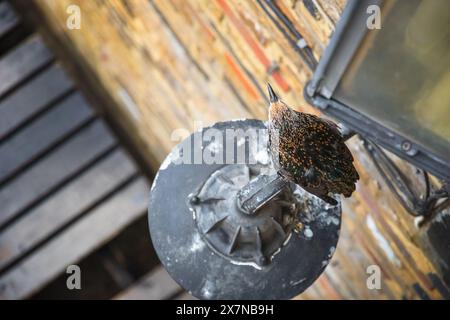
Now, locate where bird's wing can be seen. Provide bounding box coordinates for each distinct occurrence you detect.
[300,114,359,195]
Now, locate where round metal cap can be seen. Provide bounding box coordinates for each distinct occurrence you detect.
[148,119,341,300]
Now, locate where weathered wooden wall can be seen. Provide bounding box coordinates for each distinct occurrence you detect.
[19,0,449,299]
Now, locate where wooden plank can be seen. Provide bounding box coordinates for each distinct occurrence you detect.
[0,92,94,182]
[0,1,19,38]
[114,266,182,300]
[0,149,138,271]
[0,64,74,140]
[0,120,116,228]
[0,34,53,97]
[0,177,148,299]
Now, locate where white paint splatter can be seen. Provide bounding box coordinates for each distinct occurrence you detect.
[316,211,340,226]
[304,227,313,238]
[201,280,214,299]
[190,233,206,253]
[328,246,335,257]
[254,148,270,165]
[283,232,293,246]
[229,260,263,271]
[230,118,248,122]
[290,278,306,286]
[271,247,282,260]
[270,233,293,261]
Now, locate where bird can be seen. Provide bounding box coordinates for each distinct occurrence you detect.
[267,83,359,205]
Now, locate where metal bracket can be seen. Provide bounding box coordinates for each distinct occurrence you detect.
[363,139,450,226]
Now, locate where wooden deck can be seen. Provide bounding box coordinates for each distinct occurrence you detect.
[0,2,157,299]
[115,266,196,300]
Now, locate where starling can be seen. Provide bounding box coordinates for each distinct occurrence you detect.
[267,83,359,205]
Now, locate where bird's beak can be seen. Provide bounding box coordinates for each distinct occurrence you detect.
[267,83,279,103]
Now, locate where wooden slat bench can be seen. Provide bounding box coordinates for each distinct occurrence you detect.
[114,266,184,300]
[0,3,151,299]
[0,92,94,182]
[0,34,53,97]
[0,1,19,38]
[0,178,148,299]
[0,149,139,271]
[0,120,117,228]
[0,63,74,141]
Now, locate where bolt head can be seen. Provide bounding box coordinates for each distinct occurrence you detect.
[401,141,411,151]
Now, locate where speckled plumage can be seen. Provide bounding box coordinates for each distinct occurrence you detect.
[267,84,359,205]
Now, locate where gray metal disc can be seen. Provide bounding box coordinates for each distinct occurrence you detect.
[148,119,341,300]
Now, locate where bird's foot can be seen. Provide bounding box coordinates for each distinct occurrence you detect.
[321,195,338,206]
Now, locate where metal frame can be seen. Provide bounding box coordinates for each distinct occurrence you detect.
[305,0,450,182]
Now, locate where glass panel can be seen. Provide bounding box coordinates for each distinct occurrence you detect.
[335,0,450,161]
